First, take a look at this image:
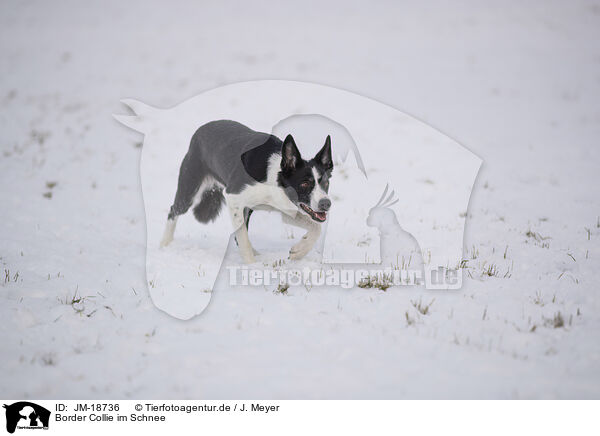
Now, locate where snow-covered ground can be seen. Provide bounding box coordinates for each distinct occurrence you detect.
[1,0,599,399]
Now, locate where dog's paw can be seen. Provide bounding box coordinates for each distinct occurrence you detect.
[159,236,173,248]
[289,242,311,260]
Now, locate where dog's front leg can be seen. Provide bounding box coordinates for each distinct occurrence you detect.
[284,213,322,260]
[226,197,256,264]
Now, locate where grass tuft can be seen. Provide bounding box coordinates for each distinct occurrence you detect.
[411,298,435,315]
[482,263,499,277]
[525,229,551,242]
[543,312,565,329]
[275,283,289,295]
[358,273,394,291]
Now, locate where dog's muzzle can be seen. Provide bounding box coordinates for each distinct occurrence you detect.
[300,203,328,222]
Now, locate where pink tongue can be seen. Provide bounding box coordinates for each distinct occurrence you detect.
[315,211,326,220]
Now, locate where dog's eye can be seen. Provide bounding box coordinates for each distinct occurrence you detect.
[300,181,311,189]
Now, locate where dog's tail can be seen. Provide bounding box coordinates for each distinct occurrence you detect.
[192,186,225,223]
[160,185,224,248]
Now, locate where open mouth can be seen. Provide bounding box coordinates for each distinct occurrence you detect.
[300,204,327,222]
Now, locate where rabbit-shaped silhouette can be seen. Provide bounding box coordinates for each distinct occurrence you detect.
[367,184,423,273]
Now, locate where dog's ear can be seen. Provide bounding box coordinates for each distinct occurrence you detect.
[281,134,302,172]
[315,135,333,170]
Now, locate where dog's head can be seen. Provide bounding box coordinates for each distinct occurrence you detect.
[277,134,333,222]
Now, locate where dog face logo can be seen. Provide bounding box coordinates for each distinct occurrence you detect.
[3,402,50,433]
[115,80,481,319]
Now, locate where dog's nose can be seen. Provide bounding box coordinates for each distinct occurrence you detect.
[318,198,331,211]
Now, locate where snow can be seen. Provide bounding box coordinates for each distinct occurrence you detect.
[1,0,599,399]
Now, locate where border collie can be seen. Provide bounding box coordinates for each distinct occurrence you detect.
[160,120,333,263]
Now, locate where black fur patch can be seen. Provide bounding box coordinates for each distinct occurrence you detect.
[240,136,282,184]
[192,187,225,223]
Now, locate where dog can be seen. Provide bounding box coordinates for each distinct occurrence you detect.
[160,120,334,263]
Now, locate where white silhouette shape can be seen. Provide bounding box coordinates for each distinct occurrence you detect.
[18,406,36,426]
[114,80,481,319]
[367,184,423,272]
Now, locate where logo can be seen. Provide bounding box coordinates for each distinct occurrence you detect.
[3,402,50,433]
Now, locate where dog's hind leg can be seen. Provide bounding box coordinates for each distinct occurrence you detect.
[160,216,178,248]
[161,152,207,248]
